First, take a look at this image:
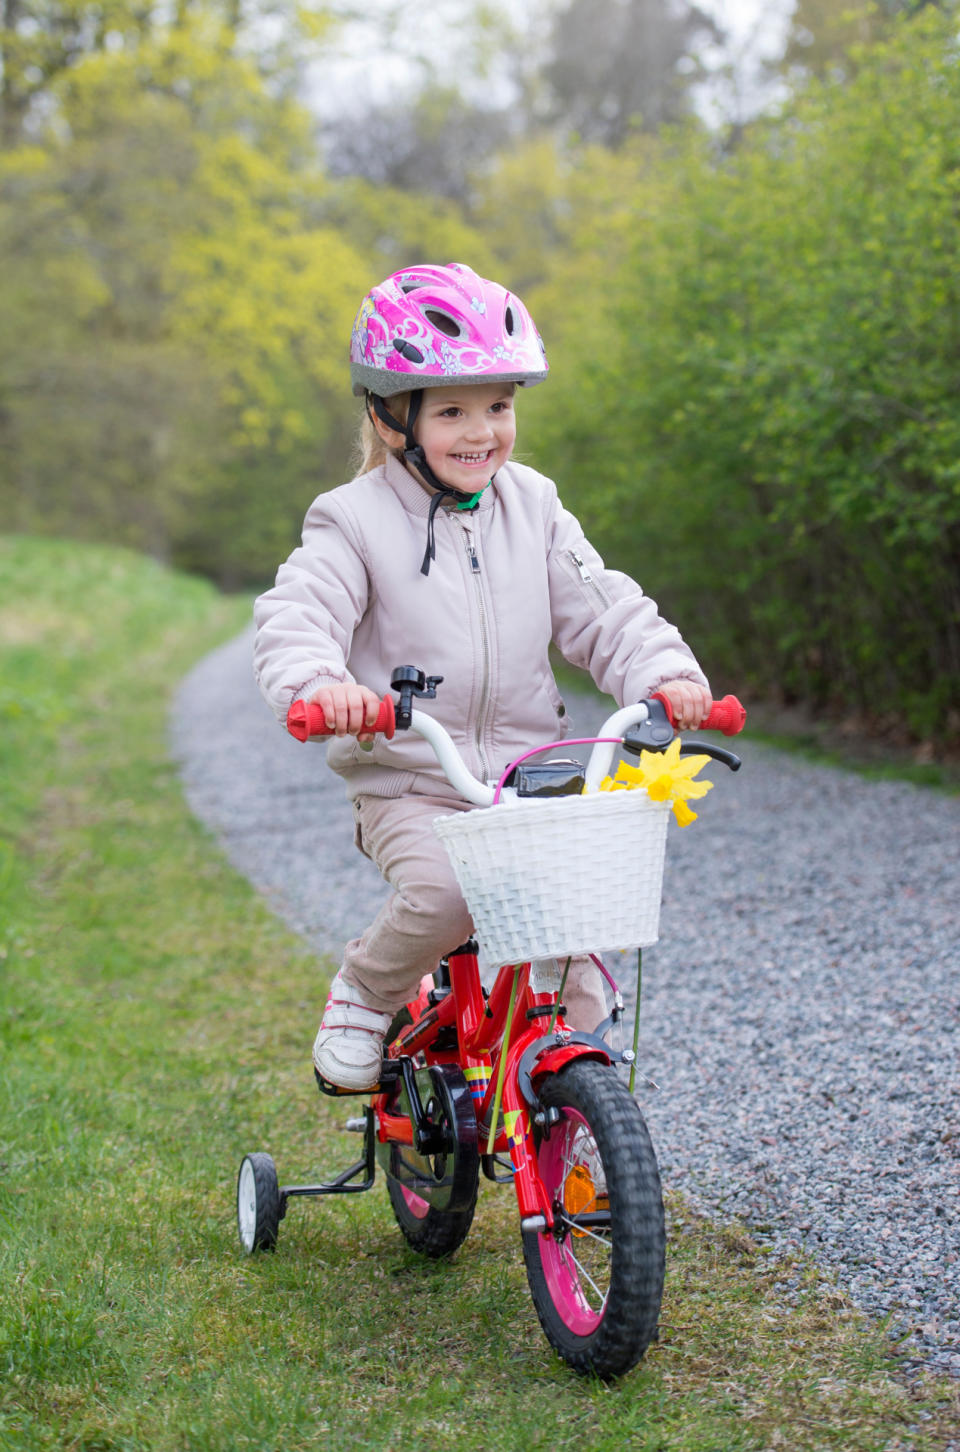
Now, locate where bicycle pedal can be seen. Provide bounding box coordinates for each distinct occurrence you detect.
[314,1064,402,1099]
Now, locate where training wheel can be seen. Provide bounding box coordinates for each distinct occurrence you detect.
[237,1152,282,1253]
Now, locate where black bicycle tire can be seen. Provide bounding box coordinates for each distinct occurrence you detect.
[386,1173,478,1258]
[521,1060,665,1378]
[237,1152,282,1253]
[380,1045,479,1258]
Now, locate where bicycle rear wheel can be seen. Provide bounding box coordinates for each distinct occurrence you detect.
[383,1062,479,1258]
[521,1060,665,1379]
[386,1170,477,1258]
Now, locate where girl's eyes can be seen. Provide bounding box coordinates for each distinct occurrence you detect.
[436,401,512,419]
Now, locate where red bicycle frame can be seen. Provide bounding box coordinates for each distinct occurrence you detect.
[374,943,612,1227]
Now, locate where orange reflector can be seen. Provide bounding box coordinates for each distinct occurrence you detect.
[563,1164,598,1234]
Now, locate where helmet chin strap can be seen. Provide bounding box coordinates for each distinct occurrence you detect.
[369,392,486,576]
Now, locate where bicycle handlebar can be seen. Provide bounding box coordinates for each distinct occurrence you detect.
[285,680,745,807]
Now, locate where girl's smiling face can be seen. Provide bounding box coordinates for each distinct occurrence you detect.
[413,383,517,492]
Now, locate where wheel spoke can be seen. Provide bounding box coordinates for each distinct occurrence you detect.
[555,1211,613,1249]
[560,1240,609,1312]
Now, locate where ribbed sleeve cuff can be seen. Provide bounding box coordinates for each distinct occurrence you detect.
[292,672,353,703]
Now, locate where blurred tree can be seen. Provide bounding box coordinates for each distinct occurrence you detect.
[0,0,336,147]
[323,86,515,202]
[541,0,723,145]
[469,133,647,293]
[0,0,147,147]
[778,0,947,79]
[319,174,494,278]
[317,0,724,199]
[519,7,960,738]
[0,19,372,580]
[0,134,226,562]
[0,4,508,584]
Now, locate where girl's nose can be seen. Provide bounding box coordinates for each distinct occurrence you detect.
[465,413,493,440]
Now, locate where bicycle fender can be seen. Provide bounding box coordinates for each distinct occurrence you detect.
[518,1031,613,1111]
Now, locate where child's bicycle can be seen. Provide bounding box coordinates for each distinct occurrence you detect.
[237,666,744,1379]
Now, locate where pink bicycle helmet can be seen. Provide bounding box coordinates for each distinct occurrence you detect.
[349,262,548,397]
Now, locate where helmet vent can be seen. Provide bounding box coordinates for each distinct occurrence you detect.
[400,282,424,294]
[504,305,516,336]
[393,338,425,363]
[424,308,462,338]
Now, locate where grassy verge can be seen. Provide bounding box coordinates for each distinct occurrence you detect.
[2,536,958,1451]
[738,721,960,793]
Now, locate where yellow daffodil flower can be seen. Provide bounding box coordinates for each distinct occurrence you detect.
[597,738,713,826]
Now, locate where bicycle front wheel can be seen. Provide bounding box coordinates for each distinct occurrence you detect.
[521,1060,665,1379]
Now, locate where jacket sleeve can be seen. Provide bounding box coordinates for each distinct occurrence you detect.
[543,482,708,706]
[253,493,371,723]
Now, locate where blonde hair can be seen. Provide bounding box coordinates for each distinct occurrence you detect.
[356,392,412,474]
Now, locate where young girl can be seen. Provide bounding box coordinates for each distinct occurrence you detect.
[254,262,711,1091]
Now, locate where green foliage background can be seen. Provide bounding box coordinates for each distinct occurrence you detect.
[519,9,960,737]
[2,4,959,738]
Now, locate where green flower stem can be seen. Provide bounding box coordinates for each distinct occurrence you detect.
[629,948,642,1096]
[547,955,572,1035]
[486,965,520,1157]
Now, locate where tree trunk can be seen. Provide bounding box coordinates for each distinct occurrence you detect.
[0,0,24,149]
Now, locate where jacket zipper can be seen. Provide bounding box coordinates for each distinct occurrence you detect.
[567,548,612,611]
[457,514,492,781]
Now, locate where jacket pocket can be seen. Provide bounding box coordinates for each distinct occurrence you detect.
[561,547,613,613]
[543,670,572,734]
[352,800,368,856]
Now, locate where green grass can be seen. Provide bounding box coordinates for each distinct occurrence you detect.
[2,535,958,1451]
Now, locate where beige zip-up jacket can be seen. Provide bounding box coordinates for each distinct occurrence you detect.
[253,454,708,800]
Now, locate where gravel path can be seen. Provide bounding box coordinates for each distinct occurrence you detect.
[171,627,960,1379]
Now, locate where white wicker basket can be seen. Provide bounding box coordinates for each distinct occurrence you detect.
[433,790,670,967]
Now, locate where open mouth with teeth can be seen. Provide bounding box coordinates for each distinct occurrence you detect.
[451,450,494,465]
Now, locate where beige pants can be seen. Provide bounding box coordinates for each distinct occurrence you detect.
[341,791,607,1032]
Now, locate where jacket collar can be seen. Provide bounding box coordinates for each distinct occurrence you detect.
[381,452,499,519]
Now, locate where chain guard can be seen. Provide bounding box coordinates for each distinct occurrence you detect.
[378,1062,479,1213]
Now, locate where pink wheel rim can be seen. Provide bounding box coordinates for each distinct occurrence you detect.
[535,1109,610,1335]
[400,1184,430,1220]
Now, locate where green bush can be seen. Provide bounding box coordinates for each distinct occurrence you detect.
[523,9,960,741]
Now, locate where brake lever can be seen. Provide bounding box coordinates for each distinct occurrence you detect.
[680,741,742,772]
[622,700,742,770]
[621,699,675,756]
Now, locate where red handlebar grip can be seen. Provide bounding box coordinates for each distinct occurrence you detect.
[286,694,396,742]
[707,695,747,736]
[652,691,746,737]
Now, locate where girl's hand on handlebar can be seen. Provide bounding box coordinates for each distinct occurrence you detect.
[655,679,712,732]
[307,683,383,742]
